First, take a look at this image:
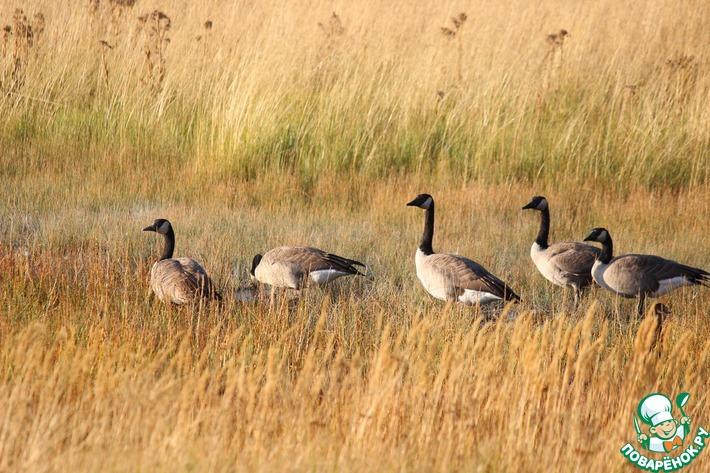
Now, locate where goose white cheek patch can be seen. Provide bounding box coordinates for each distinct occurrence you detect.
[159,221,171,233]
[422,196,433,209]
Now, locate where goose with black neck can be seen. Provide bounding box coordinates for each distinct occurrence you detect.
[407,193,520,306]
[142,219,221,305]
[522,195,600,305]
[583,227,708,315]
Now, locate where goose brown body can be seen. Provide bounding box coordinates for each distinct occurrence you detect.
[523,196,600,303]
[584,227,708,314]
[591,254,708,298]
[415,250,520,304]
[408,193,520,305]
[251,246,365,290]
[143,219,220,305]
[149,257,219,304]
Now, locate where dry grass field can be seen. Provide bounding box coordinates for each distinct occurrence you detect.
[1,0,709,472]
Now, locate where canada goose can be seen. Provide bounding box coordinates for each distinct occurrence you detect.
[250,246,366,290]
[406,193,520,305]
[142,219,221,305]
[583,227,708,315]
[522,195,600,304]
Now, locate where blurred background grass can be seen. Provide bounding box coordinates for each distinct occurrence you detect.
[2,0,708,194]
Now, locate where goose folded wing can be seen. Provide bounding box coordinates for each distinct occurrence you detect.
[429,253,520,301]
[277,247,364,274]
[153,259,202,302]
[160,258,217,301]
[616,254,708,289]
[547,243,600,275]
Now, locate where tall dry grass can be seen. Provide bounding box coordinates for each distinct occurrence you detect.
[1,0,708,188]
[1,295,708,472]
[1,180,709,472]
[0,0,709,471]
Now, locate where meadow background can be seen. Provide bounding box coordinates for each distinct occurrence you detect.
[1,0,709,471]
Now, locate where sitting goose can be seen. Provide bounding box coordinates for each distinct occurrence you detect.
[583,227,708,315]
[142,219,221,305]
[522,195,600,304]
[250,246,366,290]
[407,193,520,305]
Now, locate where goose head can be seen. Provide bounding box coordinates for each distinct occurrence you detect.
[143,218,172,235]
[522,195,548,211]
[250,254,263,281]
[583,227,611,244]
[406,193,434,210]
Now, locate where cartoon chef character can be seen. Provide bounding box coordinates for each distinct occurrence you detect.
[637,393,691,453]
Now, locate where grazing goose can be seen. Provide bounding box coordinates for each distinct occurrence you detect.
[142,219,221,305]
[250,246,366,290]
[583,227,708,315]
[522,195,600,304]
[406,193,520,305]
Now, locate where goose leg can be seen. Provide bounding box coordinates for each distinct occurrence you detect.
[636,294,646,317]
[572,287,581,308]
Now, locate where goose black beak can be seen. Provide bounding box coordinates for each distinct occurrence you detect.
[406,196,424,207]
[522,201,536,210]
[583,232,594,242]
[406,194,433,208]
[142,224,156,232]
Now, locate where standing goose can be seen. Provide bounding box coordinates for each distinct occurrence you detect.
[522,195,600,304]
[583,227,708,315]
[250,246,366,290]
[142,219,221,305]
[407,193,520,305]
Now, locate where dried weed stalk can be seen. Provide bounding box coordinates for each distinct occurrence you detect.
[314,12,346,81]
[89,0,136,41]
[662,54,698,108]
[1,8,45,92]
[619,84,638,116]
[440,13,467,83]
[109,0,137,38]
[541,29,568,94]
[98,40,113,85]
[195,19,213,42]
[87,0,136,93]
[318,11,345,41]
[1,25,10,59]
[137,10,171,92]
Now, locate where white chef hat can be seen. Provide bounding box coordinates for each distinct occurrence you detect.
[638,393,673,426]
